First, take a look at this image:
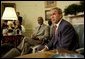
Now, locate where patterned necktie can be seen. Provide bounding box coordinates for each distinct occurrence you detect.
[54,25,57,35]
[53,25,58,47]
[53,25,57,37]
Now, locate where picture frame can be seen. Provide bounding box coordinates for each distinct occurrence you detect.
[45,10,51,21]
[45,1,56,8]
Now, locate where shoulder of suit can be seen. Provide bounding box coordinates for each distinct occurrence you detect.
[43,24,49,28]
[60,19,73,28]
[19,16,22,17]
[60,19,71,25]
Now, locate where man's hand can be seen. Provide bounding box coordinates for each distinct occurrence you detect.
[31,35,39,40]
[38,46,48,52]
[31,34,36,39]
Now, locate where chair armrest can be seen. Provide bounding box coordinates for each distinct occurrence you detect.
[75,48,84,54]
[30,45,40,53]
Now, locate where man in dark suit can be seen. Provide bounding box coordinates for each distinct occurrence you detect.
[16,12,22,25]
[38,7,79,52]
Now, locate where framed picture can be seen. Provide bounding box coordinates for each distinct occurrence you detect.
[45,1,56,8]
[45,10,51,21]
[1,3,16,16]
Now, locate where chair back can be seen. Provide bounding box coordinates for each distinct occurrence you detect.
[73,24,84,48]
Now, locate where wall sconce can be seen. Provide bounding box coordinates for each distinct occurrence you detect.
[1,7,18,20]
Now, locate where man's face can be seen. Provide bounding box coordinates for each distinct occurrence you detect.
[50,9,62,24]
[16,12,20,16]
[38,18,43,25]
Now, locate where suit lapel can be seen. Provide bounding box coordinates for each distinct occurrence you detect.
[53,19,64,46]
[53,29,59,46]
[37,26,41,34]
[36,24,44,35]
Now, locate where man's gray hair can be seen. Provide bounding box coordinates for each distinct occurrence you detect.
[51,7,62,15]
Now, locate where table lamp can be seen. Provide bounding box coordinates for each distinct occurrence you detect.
[1,7,18,36]
[1,7,18,20]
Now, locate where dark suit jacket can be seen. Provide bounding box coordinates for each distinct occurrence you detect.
[47,19,79,51]
[18,16,22,25]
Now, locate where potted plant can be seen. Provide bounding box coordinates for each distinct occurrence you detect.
[64,1,84,16]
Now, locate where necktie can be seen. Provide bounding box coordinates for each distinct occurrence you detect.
[54,25,57,31]
[38,25,41,31]
[53,25,58,47]
[37,25,41,34]
[53,25,57,36]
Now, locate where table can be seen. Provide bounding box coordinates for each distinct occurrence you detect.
[16,49,78,58]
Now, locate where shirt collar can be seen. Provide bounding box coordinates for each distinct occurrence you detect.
[54,19,62,28]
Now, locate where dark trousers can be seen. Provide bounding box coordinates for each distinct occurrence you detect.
[0,43,14,57]
[2,37,42,58]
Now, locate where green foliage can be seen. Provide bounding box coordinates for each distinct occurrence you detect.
[64,1,84,16]
[80,1,84,12]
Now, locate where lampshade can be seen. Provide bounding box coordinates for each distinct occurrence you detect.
[1,7,18,20]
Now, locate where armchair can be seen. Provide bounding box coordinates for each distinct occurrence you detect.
[74,24,84,55]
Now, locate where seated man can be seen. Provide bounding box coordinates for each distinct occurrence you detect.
[2,17,49,58]
[13,20,25,35]
[38,7,79,52]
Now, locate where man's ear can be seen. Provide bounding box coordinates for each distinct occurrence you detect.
[60,14,63,18]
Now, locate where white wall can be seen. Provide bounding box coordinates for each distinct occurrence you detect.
[16,1,45,36]
[16,1,45,27]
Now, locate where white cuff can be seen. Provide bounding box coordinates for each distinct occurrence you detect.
[45,45,49,50]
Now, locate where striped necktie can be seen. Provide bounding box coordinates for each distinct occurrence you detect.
[37,25,41,34]
[38,25,41,31]
[53,25,57,36]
